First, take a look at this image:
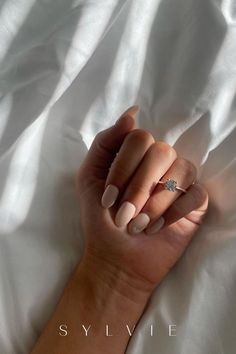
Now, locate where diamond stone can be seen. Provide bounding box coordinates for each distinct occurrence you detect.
[164,179,177,192]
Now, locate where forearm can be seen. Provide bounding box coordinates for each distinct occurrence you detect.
[31,253,150,354]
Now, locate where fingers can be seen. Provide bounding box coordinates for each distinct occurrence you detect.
[162,183,208,226]
[101,129,155,208]
[128,158,197,234]
[114,142,177,226]
[82,105,139,178]
[99,124,206,235]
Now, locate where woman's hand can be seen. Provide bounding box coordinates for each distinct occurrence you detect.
[77,106,209,300]
[31,106,209,354]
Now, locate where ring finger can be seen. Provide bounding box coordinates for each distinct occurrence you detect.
[128,158,197,234]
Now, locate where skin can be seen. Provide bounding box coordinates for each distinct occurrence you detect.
[31,106,208,354]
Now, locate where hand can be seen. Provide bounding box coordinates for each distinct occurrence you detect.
[30,107,209,354]
[76,106,208,301]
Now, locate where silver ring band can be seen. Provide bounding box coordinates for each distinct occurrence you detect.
[158,179,187,193]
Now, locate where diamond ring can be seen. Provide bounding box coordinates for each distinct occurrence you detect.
[158,179,187,193]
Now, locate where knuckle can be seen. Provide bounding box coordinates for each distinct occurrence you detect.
[95,130,104,143]
[152,141,177,159]
[127,129,154,146]
[94,131,107,153]
[177,158,197,177]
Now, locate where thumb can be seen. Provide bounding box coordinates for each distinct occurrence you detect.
[82,105,139,177]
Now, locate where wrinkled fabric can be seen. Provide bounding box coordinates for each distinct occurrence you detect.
[0,0,236,353]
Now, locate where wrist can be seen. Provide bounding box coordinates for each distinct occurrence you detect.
[76,249,152,309]
[31,250,150,354]
[71,249,152,336]
[58,250,150,353]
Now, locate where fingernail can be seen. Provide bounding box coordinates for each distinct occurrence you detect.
[101,184,119,208]
[115,105,140,125]
[145,217,165,235]
[115,202,136,227]
[128,213,150,234]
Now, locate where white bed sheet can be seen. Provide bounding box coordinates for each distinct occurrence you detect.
[0,0,236,353]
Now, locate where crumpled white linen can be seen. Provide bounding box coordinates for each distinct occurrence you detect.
[0,0,236,353]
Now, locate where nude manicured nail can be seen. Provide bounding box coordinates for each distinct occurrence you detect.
[115,202,136,227]
[101,185,119,208]
[128,213,150,234]
[145,217,165,235]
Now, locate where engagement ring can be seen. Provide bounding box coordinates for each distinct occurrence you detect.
[158,179,187,193]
